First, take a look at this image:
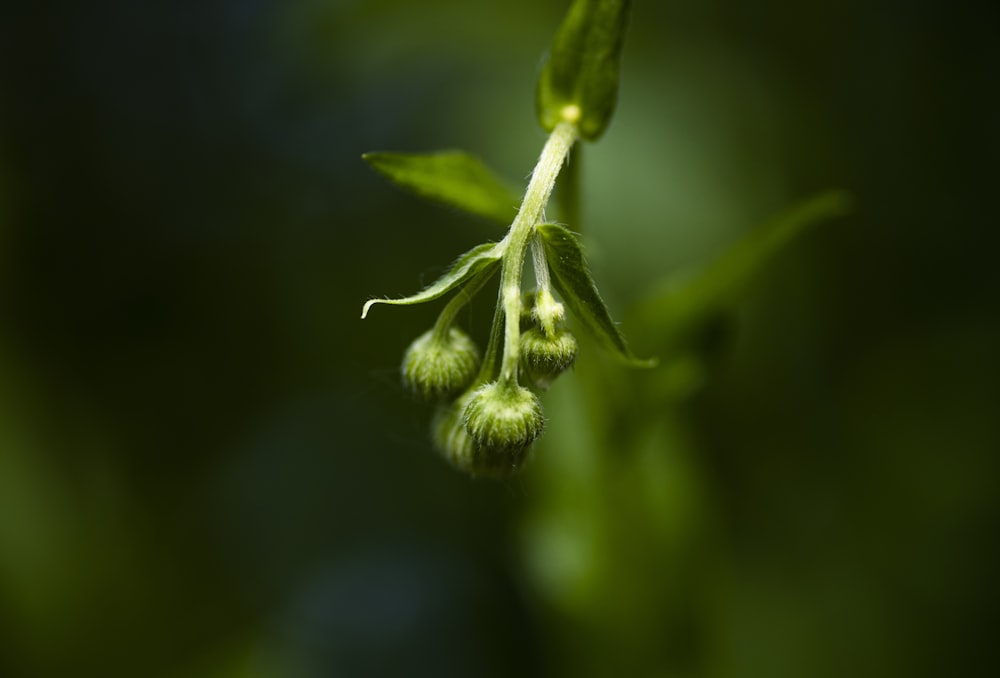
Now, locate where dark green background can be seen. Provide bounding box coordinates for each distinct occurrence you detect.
[1,1,997,676]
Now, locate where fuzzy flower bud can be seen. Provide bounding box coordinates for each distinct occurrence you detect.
[432,393,478,472]
[459,382,544,476]
[402,327,480,401]
[519,325,578,389]
[429,353,549,478]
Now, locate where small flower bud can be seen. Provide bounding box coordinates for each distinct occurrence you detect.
[432,393,478,472]
[460,382,544,476]
[432,384,543,478]
[519,326,578,389]
[402,327,480,401]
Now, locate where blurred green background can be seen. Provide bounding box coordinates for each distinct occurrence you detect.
[1,1,998,676]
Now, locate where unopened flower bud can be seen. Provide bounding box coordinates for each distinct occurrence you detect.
[519,326,578,389]
[433,387,538,478]
[402,327,480,401]
[460,382,544,476]
[432,392,477,471]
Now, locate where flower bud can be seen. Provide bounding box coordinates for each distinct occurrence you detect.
[519,326,578,389]
[402,327,480,401]
[432,393,477,471]
[460,382,544,476]
[433,389,535,478]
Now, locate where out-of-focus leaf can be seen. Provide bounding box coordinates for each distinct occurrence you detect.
[538,222,654,366]
[536,0,631,141]
[362,151,519,224]
[633,190,852,350]
[362,242,502,318]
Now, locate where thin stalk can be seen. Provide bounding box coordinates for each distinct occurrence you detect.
[430,264,498,343]
[498,120,579,386]
[530,232,551,294]
[474,283,506,386]
[530,233,561,338]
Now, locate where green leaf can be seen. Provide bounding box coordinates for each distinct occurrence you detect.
[363,151,520,224]
[536,0,631,141]
[633,190,853,351]
[537,222,655,366]
[362,242,503,319]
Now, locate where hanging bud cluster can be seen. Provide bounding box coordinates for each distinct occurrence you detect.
[378,124,587,477]
[364,116,652,478]
[359,0,650,478]
[397,284,571,478]
[389,234,586,477]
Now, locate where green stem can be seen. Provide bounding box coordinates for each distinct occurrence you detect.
[498,120,579,386]
[530,231,551,295]
[430,265,496,343]
[475,284,507,387]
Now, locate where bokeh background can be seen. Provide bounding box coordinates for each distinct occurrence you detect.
[1,1,998,676]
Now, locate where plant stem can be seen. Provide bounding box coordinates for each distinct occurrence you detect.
[475,283,506,386]
[430,264,496,343]
[531,231,551,295]
[498,120,579,386]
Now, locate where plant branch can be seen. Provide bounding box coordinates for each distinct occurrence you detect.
[498,120,580,385]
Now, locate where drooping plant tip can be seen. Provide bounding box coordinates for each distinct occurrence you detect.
[360,0,647,478]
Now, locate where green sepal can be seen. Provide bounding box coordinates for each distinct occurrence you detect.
[362,242,502,318]
[536,0,631,141]
[537,222,655,367]
[362,151,519,224]
[633,190,853,351]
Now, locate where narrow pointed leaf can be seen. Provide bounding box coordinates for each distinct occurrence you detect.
[537,222,655,366]
[536,0,631,141]
[363,151,519,224]
[633,190,853,351]
[362,242,502,318]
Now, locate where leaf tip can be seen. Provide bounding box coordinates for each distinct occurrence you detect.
[361,299,378,319]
